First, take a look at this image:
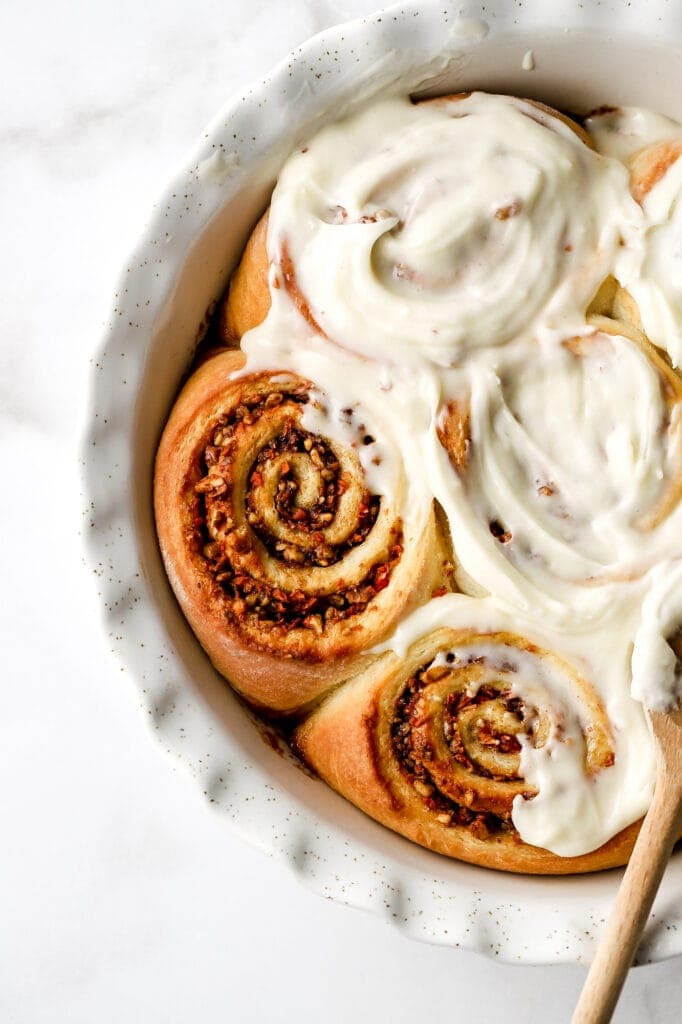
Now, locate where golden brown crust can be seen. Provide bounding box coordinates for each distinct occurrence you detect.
[220,212,271,343]
[629,139,682,205]
[436,399,470,474]
[154,348,451,713]
[294,628,655,874]
[219,95,593,346]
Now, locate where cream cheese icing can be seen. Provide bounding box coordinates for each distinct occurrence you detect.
[632,561,682,711]
[588,105,682,368]
[234,91,682,857]
[265,94,641,368]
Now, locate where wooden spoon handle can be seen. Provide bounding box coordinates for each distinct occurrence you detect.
[572,776,682,1024]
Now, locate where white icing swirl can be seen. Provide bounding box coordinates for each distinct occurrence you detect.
[433,328,682,616]
[632,561,682,710]
[588,105,682,367]
[374,593,655,857]
[268,93,640,367]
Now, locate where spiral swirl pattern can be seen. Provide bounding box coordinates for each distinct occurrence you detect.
[195,375,403,656]
[294,620,621,871]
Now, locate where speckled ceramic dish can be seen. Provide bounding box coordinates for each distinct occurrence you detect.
[82,0,682,964]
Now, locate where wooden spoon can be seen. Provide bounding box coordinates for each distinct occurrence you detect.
[572,703,682,1024]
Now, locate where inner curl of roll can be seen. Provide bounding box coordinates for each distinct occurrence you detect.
[245,422,379,567]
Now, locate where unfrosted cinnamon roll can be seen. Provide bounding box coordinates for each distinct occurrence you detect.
[154,348,451,712]
[294,616,648,874]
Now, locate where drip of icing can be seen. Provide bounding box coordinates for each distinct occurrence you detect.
[587,105,682,367]
[449,18,489,44]
[632,561,682,710]
[196,149,240,184]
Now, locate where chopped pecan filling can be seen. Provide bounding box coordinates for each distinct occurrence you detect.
[191,386,403,639]
[391,667,526,838]
[205,535,403,634]
[444,685,523,778]
[246,422,380,566]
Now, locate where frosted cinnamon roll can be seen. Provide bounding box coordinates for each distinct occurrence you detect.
[294,595,653,873]
[154,348,450,713]
[222,93,639,365]
[435,316,682,612]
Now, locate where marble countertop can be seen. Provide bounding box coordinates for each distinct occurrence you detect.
[1,1,680,1020]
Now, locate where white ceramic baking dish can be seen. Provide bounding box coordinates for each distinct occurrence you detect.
[82,0,682,964]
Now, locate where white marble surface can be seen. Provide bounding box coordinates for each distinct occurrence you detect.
[2,1,681,1020]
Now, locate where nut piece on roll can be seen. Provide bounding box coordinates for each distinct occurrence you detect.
[293,625,653,874]
[154,348,451,714]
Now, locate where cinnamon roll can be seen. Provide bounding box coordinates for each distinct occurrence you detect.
[435,315,682,611]
[294,602,648,874]
[221,93,638,365]
[624,139,682,368]
[154,348,450,712]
